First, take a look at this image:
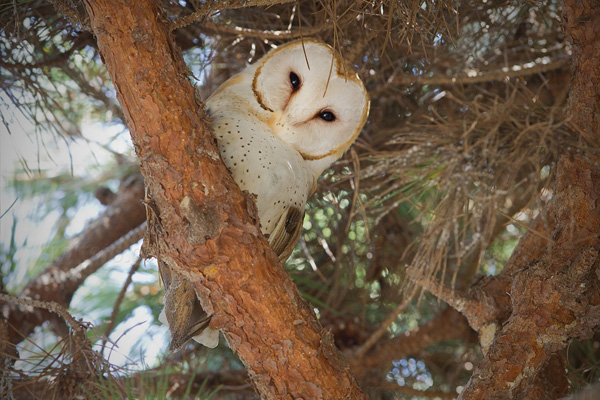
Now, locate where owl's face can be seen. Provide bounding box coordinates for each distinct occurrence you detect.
[251,40,369,170]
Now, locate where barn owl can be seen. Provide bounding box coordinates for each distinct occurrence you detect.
[159,39,370,349]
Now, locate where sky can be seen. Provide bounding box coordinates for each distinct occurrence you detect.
[1,94,168,369]
[0,41,217,372]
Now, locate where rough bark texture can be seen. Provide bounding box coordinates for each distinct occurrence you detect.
[523,354,570,400]
[459,156,600,400]
[81,1,364,398]
[458,2,600,397]
[564,0,600,143]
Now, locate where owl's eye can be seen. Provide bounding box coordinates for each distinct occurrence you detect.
[318,110,336,122]
[289,72,301,90]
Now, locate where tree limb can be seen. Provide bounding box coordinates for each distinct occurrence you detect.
[3,175,146,348]
[356,307,474,376]
[82,1,364,398]
[458,156,600,400]
[470,165,599,399]
[456,5,600,397]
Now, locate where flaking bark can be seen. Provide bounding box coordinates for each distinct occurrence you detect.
[81,1,364,398]
[458,1,600,397]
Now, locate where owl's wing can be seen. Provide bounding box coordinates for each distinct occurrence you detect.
[268,205,304,263]
[158,261,215,350]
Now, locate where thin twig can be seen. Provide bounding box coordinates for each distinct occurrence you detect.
[0,293,86,333]
[498,211,552,242]
[406,268,469,314]
[394,57,568,86]
[171,0,297,31]
[199,20,330,39]
[171,5,211,31]
[47,222,147,290]
[101,256,142,354]
[347,148,370,241]
[354,286,418,359]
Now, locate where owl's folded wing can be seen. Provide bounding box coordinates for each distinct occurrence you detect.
[158,261,218,350]
[158,204,305,350]
[268,205,304,263]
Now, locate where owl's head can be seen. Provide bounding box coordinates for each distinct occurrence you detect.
[252,39,369,175]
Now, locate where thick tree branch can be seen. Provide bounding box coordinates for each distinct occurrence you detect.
[455,4,600,397]
[355,307,474,377]
[564,0,600,143]
[3,175,146,348]
[458,156,600,399]
[411,212,553,356]
[82,1,364,398]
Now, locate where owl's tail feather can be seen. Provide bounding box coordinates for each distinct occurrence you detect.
[158,302,218,350]
[158,261,220,350]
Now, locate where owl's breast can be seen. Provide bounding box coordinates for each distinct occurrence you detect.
[206,97,314,236]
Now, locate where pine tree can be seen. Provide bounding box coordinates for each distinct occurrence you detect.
[1,1,598,399]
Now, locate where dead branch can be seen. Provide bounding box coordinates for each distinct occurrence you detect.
[170,0,296,30]
[393,57,569,86]
[0,294,87,333]
[198,19,329,40]
[4,175,145,347]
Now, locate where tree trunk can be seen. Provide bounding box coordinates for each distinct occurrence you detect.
[81,1,364,398]
[458,1,600,398]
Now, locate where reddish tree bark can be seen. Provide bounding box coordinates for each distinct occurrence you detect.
[81,1,364,398]
[457,2,600,397]
[459,156,600,400]
[564,0,600,143]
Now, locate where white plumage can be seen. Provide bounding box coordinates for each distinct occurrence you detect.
[160,39,369,349]
[207,39,369,258]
